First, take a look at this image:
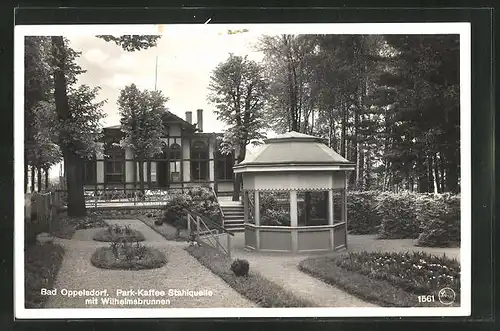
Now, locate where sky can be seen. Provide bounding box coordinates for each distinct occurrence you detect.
[67,29,266,133]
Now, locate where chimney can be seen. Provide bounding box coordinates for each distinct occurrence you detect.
[196,109,203,132]
[185,111,192,124]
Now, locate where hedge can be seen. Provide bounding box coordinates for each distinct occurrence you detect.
[416,193,461,247]
[346,191,381,234]
[345,191,460,246]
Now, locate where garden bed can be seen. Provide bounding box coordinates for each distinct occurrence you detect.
[52,214,107,240]
[25,243,65,308]
[185,243,316,307]
[299,251,460,307]
[140,215,189,241]
[91,243,167,270]
[93,224,145,242]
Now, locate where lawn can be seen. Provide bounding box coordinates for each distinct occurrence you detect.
[25,243,65,308]
[299,251,460,307]
[186,243,316,308]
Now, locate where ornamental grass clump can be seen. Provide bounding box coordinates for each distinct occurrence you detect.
[230,259,250,277]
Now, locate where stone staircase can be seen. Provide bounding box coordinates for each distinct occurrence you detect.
[219,202,245,232]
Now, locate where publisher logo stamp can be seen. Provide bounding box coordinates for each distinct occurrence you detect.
[438,287,456,305]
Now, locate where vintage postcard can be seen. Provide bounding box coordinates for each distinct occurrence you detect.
[15,22,471,319]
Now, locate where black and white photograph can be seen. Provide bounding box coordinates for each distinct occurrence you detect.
[15,23,471,318]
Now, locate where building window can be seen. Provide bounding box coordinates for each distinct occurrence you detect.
[169,143,181,182]
[105,144,124,184]
[216,151,234,180]
[83,158,96,184]
[190,140,208,181]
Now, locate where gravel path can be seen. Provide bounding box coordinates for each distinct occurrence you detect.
[45,219,255,308]
[230,234,376,308]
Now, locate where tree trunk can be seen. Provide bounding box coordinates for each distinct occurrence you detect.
[37,166,42,192]
[417,156,429,193]
[445,151,459,193]
[51,36,86,217]
[65,153,86,216]
[24,164,28,193]
[44,168,49,190]
[30,166,35,192]
[427,155,435,193]
[340,100,347,157]
[138,158,145,194]
[232,147,246,201]
[433,154,441,193]
[439,155,446,193]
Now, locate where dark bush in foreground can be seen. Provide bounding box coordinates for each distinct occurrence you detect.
[416,194,461,247]
[185,244,315,307]
[25,243,65,308]
[346,191,381,234]
[93,224,145,242]
[91,243,166,270]
[231,259,250,277]
[299,251,460,307]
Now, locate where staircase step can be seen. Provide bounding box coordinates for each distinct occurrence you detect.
[224,212,245,216]
[224,219,244,223]
[222,209,244,212]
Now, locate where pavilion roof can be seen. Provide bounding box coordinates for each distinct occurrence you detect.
[237,131,353,167]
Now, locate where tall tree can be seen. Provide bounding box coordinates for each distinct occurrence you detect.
[46,34,161,215]
[258,35,318,134]
[25,37,53,192]
[118,84,167,193]
[208,54,269,201]
[368,35,460,193]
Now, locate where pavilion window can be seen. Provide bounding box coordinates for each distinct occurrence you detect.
[297,191,329,226]
[104,144,124,184]
[190,140,208,181]
[169,143,181,182]
[259,191,291,226]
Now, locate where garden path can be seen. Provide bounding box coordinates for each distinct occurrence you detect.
[230,234,377,308]
[348,234,460,261]
[45,219,256,309]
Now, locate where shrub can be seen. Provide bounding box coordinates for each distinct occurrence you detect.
[93,224,146,242]
[25,243,65,308]
[376,192,421,239]
[346,191,381,234]
[416,193,460,247]
[160,188,222,232]
[231,259,250,277]
[91,241,166,270]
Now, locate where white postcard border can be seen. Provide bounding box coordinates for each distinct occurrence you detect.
[14,22,472,319]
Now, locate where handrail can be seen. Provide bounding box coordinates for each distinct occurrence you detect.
[186,210,232,258]
[183,209,234,236]
[209,186,225,223]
